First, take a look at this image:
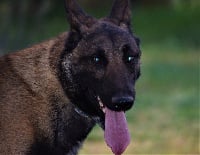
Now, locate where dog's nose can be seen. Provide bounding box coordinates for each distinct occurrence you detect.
[112,96,134,111]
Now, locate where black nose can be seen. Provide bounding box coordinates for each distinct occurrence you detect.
[112,96,134,111]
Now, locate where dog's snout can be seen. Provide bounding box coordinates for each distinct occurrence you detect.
[112,96,134,111]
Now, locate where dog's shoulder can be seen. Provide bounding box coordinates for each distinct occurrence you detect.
[0,32,68,99]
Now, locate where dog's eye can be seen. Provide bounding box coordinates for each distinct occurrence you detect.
[122,44,135,63]
[91,54,105,65]
[90,52,108,68]
[93,56,101,63]
[127,56,134,62]
[91,48,107,64]
[125,55,135,64]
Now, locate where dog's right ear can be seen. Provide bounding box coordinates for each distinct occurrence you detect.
[65,0,96,34]
[108,0,131,29]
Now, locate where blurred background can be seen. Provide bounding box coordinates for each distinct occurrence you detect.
[0,0,199,154]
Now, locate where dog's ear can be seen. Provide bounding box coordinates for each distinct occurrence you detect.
[65,0,96,33]
[108,0,131,29]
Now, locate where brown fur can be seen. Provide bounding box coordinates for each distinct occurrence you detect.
[0,33,66,154]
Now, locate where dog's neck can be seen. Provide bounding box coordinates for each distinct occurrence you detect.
[49,95,95,154]
[49,33,96,154]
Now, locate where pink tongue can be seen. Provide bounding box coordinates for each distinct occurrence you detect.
[104,107,131,155]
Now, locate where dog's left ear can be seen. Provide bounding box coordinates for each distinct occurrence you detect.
[108,0,131,29]
[65,0,96,33]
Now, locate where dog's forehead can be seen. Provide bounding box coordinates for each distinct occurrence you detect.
[83,22,135,49]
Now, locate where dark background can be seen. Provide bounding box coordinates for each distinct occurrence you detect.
[0,0,199,53]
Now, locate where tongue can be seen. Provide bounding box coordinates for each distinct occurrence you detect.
[104,107,131,155]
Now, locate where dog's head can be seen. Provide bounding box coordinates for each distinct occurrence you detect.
[60,0,141,126]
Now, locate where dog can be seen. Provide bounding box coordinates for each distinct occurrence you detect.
[0,0,141,154]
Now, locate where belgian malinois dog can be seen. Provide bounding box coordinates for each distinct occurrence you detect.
[0,0,141,154]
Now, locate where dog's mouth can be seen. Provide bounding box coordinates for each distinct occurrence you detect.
[97,96,131,155]
[97,96,106,113]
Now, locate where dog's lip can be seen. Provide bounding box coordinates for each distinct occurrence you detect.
[97,96,127,113]
[97,96,106,113]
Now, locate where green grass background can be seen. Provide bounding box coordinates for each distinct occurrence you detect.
[0,3,199,154]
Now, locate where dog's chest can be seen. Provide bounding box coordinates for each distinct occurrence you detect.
[52,103,96,155]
